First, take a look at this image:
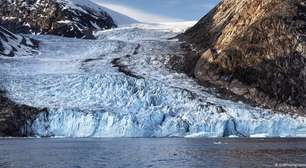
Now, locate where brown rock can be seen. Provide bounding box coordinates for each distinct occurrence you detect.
[181,0,306,114]
[0,91,46,137]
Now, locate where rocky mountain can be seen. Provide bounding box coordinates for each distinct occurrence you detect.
[181,0,306,113]
[0,26,38,57]
[0,0,117,39]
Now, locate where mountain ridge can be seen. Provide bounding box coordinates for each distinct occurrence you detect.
[181,0,306,114]
[0,0,117,38]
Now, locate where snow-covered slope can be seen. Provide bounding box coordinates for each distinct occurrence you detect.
[0,26,37,57]
[0,0,116,38]
[1,23,306,138]
[65,0,139,25]
[56,0,138,25]
[97,5,139,25]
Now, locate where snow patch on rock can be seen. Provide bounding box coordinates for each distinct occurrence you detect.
[0,26,37,57]
[0,0,116,38]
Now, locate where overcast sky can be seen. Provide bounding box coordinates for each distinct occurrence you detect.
[93,0,220,22]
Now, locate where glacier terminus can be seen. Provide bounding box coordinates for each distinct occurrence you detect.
[1,23,306,138]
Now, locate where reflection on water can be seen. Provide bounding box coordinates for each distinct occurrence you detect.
[0,138,305,168]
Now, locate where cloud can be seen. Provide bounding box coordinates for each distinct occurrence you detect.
[94,1,182,23]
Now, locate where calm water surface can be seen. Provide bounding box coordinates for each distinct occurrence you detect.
[0,138,305,168]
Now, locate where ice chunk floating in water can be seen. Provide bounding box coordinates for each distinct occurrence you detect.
[1,23,306,137]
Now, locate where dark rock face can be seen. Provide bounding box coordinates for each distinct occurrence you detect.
[0,0,117,39]
[0,26,38,57]
[0,91,46,137]
[181,0,306,113]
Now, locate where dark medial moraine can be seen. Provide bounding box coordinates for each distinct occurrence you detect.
[180,0,306,114]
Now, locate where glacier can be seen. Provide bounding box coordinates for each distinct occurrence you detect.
[1,23,306,138]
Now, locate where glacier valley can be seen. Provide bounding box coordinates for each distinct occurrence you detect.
[1,23,306,138]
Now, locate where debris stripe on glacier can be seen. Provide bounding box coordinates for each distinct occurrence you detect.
[1,23,306,137]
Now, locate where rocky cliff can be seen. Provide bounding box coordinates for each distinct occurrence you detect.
[0,26,38,57]
[0,0,116,39]
[0,26,43,136]
[0,91,47,137]
[181,0,306,113]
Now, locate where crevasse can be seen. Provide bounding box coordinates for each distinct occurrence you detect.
[1,23,306,137]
